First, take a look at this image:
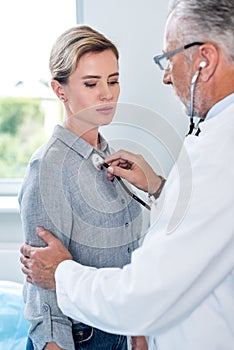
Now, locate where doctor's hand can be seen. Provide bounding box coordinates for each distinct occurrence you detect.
[20,227,72,291]
[105,150,163,195]
[130,336,148,350]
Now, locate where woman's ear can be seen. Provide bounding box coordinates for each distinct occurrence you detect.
[51,79,65,101]
[197,43,219,82]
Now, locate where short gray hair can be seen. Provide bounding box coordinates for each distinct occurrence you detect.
[169,0,234,62]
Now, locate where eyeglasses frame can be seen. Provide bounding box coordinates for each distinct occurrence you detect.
[153,41,204,70]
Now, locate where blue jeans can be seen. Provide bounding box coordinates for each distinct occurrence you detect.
[72,322,127,349]
[25,337,33,350]
[25,323,127,350]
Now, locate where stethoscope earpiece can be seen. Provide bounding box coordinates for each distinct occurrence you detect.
[199,61,207,69]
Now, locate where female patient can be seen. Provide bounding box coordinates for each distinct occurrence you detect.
[19,25,147,350]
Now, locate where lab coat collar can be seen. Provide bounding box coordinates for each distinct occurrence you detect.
[206,93,234,121]
[199,97,234,135]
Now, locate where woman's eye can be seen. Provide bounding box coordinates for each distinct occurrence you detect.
[84,82,97,88]
[108,80,119,86]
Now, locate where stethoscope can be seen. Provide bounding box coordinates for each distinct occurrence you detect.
[92,153,151,210]
[187,61,207,136]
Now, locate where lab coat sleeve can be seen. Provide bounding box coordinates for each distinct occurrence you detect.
[55,127,234,336]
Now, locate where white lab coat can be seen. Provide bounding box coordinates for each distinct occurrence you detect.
[55,100,234,350]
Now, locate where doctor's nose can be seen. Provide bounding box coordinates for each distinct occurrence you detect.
[163,69,172,85]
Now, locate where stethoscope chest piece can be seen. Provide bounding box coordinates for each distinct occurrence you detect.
[92,154,104,170]
[91,153,151,210]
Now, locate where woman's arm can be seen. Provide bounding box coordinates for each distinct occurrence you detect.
[19,156,75,350]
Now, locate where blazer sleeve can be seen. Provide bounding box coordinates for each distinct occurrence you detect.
[19,156,75,350]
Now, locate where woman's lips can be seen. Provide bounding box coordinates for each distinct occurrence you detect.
[96,105,114,114]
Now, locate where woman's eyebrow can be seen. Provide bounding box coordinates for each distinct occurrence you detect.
[82,75,101,79]
[108,72,119,78]
[81,72,119,80]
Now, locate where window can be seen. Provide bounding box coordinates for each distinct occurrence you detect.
[0,0,77,184]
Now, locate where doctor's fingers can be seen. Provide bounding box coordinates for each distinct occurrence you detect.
[21,263,31,277]
[21,259,34,284]
[20,257,41,281]
[108,151,163,194]
[20,254,40,276]
[105,149,138,166]
[20,254,30,268]
[107,158,132,170]
[106,150,151,175]
[21,263,47,288]
[20,255,36,278]
[20,243,34,258]
[106,159,131,181]
[107,164,148,192]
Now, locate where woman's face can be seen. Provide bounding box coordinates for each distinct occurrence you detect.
[61,49,120,129]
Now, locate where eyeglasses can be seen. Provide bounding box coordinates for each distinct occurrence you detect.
[153,42,204,71]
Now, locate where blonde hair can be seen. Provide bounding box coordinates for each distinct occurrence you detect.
[49,25,119,84]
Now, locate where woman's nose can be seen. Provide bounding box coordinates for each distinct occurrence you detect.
[99,83,113,101]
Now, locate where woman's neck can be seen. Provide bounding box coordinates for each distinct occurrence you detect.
[64,118,100,149]
[81,129,100,149]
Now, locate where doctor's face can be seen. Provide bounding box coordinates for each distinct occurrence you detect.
[61,49,120,128]
[162,14,193,115]
[161,12,209,119]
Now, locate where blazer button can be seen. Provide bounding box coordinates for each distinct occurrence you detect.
[43,304,49,312]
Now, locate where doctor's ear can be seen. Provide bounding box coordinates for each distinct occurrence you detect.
[197,43,219,82]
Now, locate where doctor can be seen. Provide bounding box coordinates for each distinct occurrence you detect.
[20,0,234,349]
